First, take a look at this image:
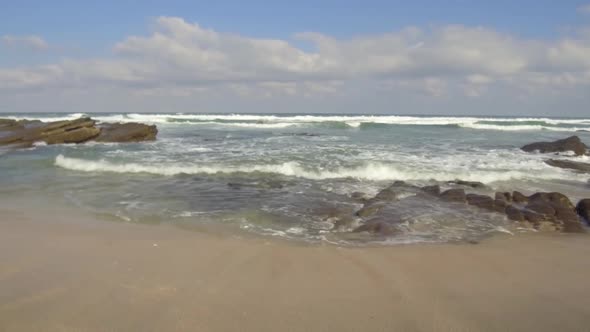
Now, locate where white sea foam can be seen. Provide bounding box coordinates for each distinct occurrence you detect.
[54,154,581,183]
[6,113,590,131]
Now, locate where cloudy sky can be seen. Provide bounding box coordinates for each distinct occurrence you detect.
[1,0,590,116]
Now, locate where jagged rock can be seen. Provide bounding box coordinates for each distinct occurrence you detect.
[350,192,369,202]
[506,205,524,222]
[421,185,440,196]
[525,202,556,217]
[494,199,508,213]
[466,194,495,211]
[576,199,590,223]
[440,189,466,202]
[353,219,398,236]
[495,192,512,202]
[521,136,587,156]
[512,191,528,204]
[95,122,157,142]
[545,159,590,173]
[448,180,486,188]
[356,202,386,218]
[528,192,574,209]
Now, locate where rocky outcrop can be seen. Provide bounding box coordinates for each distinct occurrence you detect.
[350,180,587,237]
[95,123,157,143]
[521,136,587,156]
[0,117,158,148]
[545,159,590,173]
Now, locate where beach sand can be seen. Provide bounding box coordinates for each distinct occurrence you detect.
[1,205,590,332]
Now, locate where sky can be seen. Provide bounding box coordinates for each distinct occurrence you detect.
[1,0,590,116]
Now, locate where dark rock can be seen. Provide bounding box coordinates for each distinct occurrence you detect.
[525,202,556,217]
[350,192,369,202]
[495,192,512,202]
[528,192,574,209]
[448,180,486,188]
[523,210,546,225]
[95,122,158,142]
[494,199,508,213]
[505,205,524,222]
[374,187,400,201]
[545,159,590,173]
[353,219,398,236]
[421,185,440,195]
[521,136,587,156]
[356,202,386,218]
[466,194,495,211]
[576,199,590,223]
[440,189,466,203]
[512,191,528,204]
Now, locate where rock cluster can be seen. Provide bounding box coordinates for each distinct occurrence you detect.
[350,181,588,236]
[0,117,157,148]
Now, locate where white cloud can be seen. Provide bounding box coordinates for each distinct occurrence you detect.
[1,17,590,115]
[1,35,49,51]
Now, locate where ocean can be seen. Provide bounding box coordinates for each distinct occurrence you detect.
[1,113,589,245]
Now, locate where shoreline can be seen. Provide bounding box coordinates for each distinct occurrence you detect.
[2,206,590,331]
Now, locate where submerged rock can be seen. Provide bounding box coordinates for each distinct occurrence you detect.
[448,180,486,189]
[545,159,590,173]
[521,135,587,156]
[353,219,398,236]
[440,189,466,202]
[576,199,590,224]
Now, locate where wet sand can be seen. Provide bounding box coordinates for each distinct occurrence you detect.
[1,206,590,332]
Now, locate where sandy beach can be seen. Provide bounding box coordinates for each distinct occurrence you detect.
[1,203,590,332]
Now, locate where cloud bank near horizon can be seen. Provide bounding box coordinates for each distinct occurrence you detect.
[1,16,590,115]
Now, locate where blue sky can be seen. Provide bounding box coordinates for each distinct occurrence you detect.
[1,1,590,115]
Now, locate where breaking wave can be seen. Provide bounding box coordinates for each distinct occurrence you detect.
[7,113,590,132]
[54,154,577,183]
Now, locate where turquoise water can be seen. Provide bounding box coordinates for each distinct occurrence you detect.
[1,113,589,244]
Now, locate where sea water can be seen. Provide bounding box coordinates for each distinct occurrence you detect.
[1,113,589,244]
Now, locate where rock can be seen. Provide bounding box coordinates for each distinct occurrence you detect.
[440,189,466,203]
[521,136,587,156]
[374,187,401,201]
[353,219,398,236]
[494,199,509,213]
[495,192,512,202]
[525,202,555,217]
[0,117,158,148]
[512,191,528,204]
[95,122,158,142]
[505,205,524,222]
[545,159,590,173]
[448,180,486,188]
[356,202,387,218]
[350,192,369,202]
[43,126,101,144]
[421,185,440,196]
[528,192,574,209]
[576,199,590,223]
[466,194,495,211]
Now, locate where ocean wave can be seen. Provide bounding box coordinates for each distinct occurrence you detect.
[54,154,578,183]
[5,113,590,132]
